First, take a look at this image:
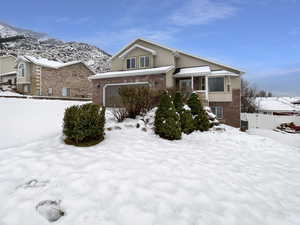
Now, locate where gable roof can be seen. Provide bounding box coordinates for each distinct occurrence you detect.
[112,38,244,74]
[118,44,157,58]
[17,55,95,74]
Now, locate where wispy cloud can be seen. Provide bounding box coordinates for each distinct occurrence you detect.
[55,16,90,25]
[80,28,179,53]
[169,0,237,26]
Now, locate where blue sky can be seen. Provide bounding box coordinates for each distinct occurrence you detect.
[2,0,300,95]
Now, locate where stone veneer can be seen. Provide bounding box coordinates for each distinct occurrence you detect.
[41,63,93,98]
[91,74,166,105]
[209,89,241,128]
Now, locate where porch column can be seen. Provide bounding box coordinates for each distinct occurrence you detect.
[191,75,194,92]
[205,75,208,100]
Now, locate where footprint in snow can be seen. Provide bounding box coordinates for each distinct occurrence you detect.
[36,200,65,222]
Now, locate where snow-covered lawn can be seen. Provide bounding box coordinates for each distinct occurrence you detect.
[0,98,300,225]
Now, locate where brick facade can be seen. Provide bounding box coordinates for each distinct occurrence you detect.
[41,63,93,98]
[209,89,241,128]
[91,74,166,105]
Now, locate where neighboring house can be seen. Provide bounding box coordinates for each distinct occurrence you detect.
[16,55,95,97]
[0,55,17,90]
[255,97,300,115]
[90,38,244,127]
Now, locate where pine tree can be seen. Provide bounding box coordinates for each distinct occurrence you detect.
[187,93,210,132]
[180,109,194,134]
[173,92,184,112]
[154,92,181,140]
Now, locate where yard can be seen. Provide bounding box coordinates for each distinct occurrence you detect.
[0,98,300,225]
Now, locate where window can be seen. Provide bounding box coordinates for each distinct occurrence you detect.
[140,56,150,68]
[126,57,136,69]
[48,88,53,96]
[211,106,223,119]
[18,63,25,77]
[62,88,70,97]
[7,79,12,85]
[179,79,192,92]
[208,77,224,92]
[193,77,205,91]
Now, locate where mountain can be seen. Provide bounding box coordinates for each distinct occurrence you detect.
[0,22,111,73]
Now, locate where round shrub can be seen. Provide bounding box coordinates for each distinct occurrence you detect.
[180,109,195,134]
[154,92,181,140]
[63,103,105,146]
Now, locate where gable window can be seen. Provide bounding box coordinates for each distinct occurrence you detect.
[211,106,223,119]
[126,57,136,69]
[18,63,25,77]
[140,56,150,68]
[208,77,224,92]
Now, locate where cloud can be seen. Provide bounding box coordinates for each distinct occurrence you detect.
[169,0,237,26]
[81,28,179,53]
[55,17,90,25]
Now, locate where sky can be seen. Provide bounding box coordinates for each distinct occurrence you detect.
[1,0,300,96]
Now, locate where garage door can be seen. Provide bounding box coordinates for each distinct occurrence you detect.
[104,83,149,107]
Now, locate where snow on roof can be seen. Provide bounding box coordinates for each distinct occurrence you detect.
[90,65,174,79]
[0,71,16,77]
[255,97,300,112]
[118,44,157,58]
[174,66,211,77]
[210,70,239,77]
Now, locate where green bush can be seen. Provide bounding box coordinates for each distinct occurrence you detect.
[180,109,194,134]
[187,93,210,132]
[173,92,184,112]
[154,92,181,140]
[119,86,157,119]
[63,103,105,146]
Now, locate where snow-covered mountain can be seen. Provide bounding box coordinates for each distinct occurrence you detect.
[0,21,111,73]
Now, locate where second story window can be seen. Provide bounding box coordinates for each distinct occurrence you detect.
[208,77,224,92]
[126,57,136,69]
[140,56,150,68]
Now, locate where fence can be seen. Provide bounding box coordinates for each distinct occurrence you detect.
[241,113,300,129]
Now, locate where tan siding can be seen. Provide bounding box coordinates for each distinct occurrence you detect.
[0,55,16,74]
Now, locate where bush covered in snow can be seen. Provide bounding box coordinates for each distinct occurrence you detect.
[187,93,210,132]
[154,92,181,140]
[63,103,105,146]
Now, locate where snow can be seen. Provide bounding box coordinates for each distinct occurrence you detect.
[174,66,210,77]
[247,129,300,149]
[256,97,300,112]
[210,70,239,76]
[0,98,300,225]
[91,66,174,79]
[0,91,23,96]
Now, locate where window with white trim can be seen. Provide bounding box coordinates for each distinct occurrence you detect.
[48,88,53,96]
[62,87,70,97]
[126,57,136,69]
[208,77,224,92]
[18,63,25,77]
[211,106,223,119]
[140,56,150,68]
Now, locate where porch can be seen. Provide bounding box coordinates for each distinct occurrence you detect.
[174,66,210,106]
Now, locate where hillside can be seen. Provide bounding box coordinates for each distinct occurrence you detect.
[0,21,111,73]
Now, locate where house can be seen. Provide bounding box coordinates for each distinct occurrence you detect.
[255,97,300,115]
[16,55,95,97]
[89,38,244,127]
[0,55,17,90]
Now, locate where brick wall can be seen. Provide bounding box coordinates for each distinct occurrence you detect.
[91,74,166,105]
[209,89,241,128]
[41,63,93,98]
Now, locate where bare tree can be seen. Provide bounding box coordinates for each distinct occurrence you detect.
[241,78,258,113]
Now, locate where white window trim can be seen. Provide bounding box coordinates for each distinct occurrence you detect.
[212,106,223,119]
[103,82,150,106]
[62,87,71,97]
[139,55,150,68]
[126,57,137,69]
[18,63,26,77]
